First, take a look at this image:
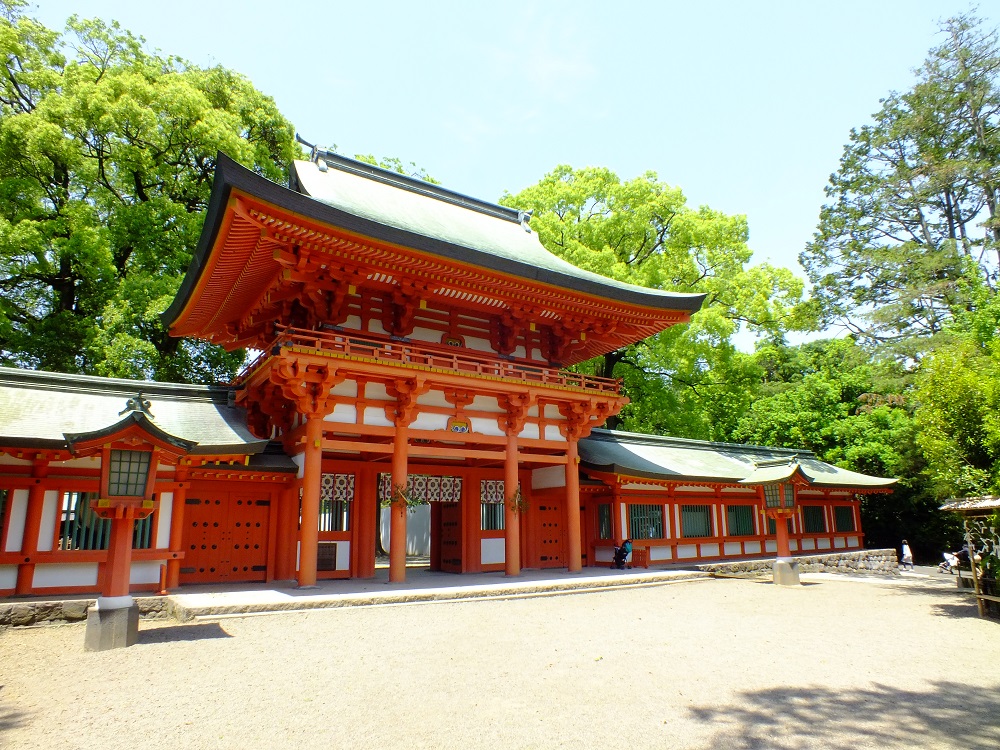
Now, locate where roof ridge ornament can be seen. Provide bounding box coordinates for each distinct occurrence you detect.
[752,455,799,470]
[119,392,154,419]
[518,210,533,232]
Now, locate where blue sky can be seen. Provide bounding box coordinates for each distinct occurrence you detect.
[33,1,996,294]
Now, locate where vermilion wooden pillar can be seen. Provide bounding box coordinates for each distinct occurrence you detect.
[389,422,409,583]
[565,438,582,572]
[298,416,324,587]
[15,466,48,595]
[103,510,137,597]
[774,512,792,558]
[611,484,624,546]
[504,430,521,577]
[165,465,188,589]
[353,468,377,578]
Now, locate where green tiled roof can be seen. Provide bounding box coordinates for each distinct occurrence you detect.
[292,156,705,310]
[0,367,269,456]
[580,429,897,490]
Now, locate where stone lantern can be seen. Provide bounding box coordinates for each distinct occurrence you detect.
[65,394,192,650]
[741,458,804,587]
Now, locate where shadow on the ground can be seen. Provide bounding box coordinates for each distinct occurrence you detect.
[688,681,1000,750]
[137,622,232,644]
[0,686,28,737]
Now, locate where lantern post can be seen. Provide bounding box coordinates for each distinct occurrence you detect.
[762,481,801,586]
[83,445,160,650]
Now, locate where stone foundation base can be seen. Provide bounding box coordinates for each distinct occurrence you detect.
[698,548,899,577]
[84,598,139,651]
[773,559,801,586]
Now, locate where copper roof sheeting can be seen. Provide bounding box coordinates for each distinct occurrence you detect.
[939,496,1000,514]
[0,367,268,456]
[580,429,898,490]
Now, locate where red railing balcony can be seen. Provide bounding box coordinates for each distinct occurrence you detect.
[237,325,622,396]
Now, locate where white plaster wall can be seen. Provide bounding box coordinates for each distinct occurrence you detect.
[721,487,757,495]
[130,561,162,585]
[543,425,566,441]
[366,382,389,400]
[343,315,362,330]
[337,541,351,570]
[848,535,860,547]
[623,483,668,491]
[364,406,393,427]
[724,542,742,556]
[513,345,527,359]
[368,318,388,336]
[765,540,777,553]
[790,540,799,551]
[701,543,720,557]
[481,537,505,565]
[817,538,832,550]
[834,537,847,549]
[543,404,561,420]
[464,335,493,354]
[416,390,452,408]
[4,488,28,551]
[326,403,358,424]
[0,565,16,589]
[469,416,504,437]
[801,538,816,551]
[37,490,58,552]
[411,412,448,432]
[156,492,173,549]
[33,563,97,588]
[676,544,698,559]
[650,546,672,561]
[292,453,305,479]
[518,423,540,440]
[744,541,762,554]
[594,546,614,563]
[531,466,565,489]
[470,395,502,412]
[409,326,440,345]
[620,504,628,536]
[330,380,358,398]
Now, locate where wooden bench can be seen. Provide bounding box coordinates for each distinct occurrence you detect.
[630,546,649,569]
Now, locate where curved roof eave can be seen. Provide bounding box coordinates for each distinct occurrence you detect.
[163,153,706,329]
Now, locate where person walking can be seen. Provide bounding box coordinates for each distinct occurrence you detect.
[901,539,914,571]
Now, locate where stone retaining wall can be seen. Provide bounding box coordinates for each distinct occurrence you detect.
[697,548,899,577]
[0,596,175,628]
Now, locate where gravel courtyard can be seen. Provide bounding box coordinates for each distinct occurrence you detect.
[2,570,998,750]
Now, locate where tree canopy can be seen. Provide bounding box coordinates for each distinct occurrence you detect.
[801,13,1000,356]
[502,165,813,439]
[0,2,297,382]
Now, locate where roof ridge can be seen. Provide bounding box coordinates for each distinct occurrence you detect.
[0,366,234,402]
[586,427,817,458]
[298,149,524,225]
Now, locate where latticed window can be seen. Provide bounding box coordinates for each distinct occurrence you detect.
[681,505,712,538]
[726,505,755,536]
[803,505,826,533]
[767,517,793,535]
[629,504,664,539]
[597,504,612,540]
[481,503,505,531]
[480,479,505,531]
[58,492,153,550]
[378,473,463,503]
[108,449,151,496]
[834,506,855,532]
[320,473,354,532]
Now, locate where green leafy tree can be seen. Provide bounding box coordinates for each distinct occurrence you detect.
[733,338,957,557]
[503,165,812,439]
[0,2,297,382]
[801,13,1000,354]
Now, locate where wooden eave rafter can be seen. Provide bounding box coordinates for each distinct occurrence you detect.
[169,191,693,360]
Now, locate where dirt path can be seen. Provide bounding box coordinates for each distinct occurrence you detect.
[2,571,998,749]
